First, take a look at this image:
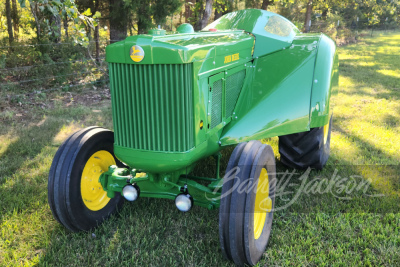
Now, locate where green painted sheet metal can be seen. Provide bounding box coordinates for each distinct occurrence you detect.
[309,34,339,127]
[220,34,321,145]
[113,137,220,173]
[203,9,300,57]
[106,31,254,65]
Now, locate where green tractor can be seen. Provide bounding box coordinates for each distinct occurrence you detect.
[48,9,338,266]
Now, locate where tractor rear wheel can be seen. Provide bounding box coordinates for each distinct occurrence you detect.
[279,115,333,170]
[219,141,276,266]
[48,127,124,232]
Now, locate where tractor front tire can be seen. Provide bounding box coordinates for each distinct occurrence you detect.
[48,127,124,232]
[279,115,333,170]
[219,141,276,266]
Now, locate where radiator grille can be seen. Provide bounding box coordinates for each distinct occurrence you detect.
[109,63,194,152]
[226,70,245,116]
[211,79,223,128]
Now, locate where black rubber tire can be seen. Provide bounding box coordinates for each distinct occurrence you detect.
[219,142,247,260]
[279,115,333,170]
[219,141,276,266]
[48,127,124,232]
[244,144,276,265]
[229,140,262,265]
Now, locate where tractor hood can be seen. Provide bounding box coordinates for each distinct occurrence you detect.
[105,31,254,65]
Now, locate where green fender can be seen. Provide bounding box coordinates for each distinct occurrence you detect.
[309,34,339,127]
[220,33,339,145]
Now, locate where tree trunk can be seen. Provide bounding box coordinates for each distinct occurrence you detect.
[180,6,183,24]
[94,25,100,63]
[11,0,19,40]
[261,0,273,11]
[6,0,14,46]
[30,2,40,41]
[185,0,191,23]
[109,0,128,43]
[304,0,313,33]
[49,14,62,43]
[321,9,327,20]
[214,2,225,20]
[137,17,146,34]
[94,0,100,62]
[195,0,213,31]
[63,16,69,38]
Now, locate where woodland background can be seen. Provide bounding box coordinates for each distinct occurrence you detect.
[0,0,399,109]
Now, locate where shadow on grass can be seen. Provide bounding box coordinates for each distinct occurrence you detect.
[270,119,400,216]
[339,34,400,100]
[38,195,233,266]
[0,116,65,224]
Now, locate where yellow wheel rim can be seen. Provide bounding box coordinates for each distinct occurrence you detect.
[80,150,115,211]
[323,119,330,145]
[254,167,272,240]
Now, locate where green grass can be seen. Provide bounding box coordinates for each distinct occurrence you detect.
[1,32,400,266]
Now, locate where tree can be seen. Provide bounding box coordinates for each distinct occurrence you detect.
[304,0,313,32]
[184,0,192,23]
[109,0,128,42]
[214,0,233,20]
[195,0,213,30]
[11,0,20,40]
[6,0,14,45]
[261,0,274,10]
[18,0,96,44]
[124,0,181,34]
[245,0,259,9]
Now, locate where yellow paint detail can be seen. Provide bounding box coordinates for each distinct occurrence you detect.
[130,45,144,62]
[80,150,116,211]
[232,53,239,61]
[200,121,204,128]
[224,53,240,64]
[323,118,330,144]
[224,55,231,64]
[254,167,271,240]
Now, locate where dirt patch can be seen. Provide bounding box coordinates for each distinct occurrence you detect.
[0,85,112,124]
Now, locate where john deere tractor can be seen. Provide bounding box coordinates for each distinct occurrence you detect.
[48,9,338,266]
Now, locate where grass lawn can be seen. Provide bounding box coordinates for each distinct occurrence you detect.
[1,32,399,266]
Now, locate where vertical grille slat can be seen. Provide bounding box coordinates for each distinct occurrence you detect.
[127,65,137,149]
[124,65,132,147]
[169,65,176,151]
[226,70,246,117]
[138,66,146,149]
[211,79,223,129]
[116,64,126,146]
[109,63,194,152]
[132,66,140,149]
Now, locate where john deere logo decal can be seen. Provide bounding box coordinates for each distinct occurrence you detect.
[130,45,144,62]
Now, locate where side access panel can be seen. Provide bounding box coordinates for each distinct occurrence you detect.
[220,35,320,145]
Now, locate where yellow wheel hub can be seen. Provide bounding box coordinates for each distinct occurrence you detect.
[323,119,330,145]
[80,150,115,211]
[253,167,272,240]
